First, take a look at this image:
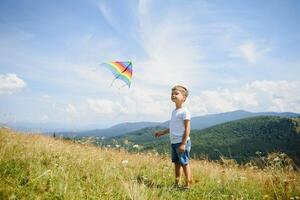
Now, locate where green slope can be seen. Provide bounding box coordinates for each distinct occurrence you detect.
[101,116,300,164]
[190,116,300,163]
[2,128,300,199]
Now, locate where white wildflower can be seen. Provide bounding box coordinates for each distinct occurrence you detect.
[121,160,129,165]
[273,157,280,161]
[280,153,286,157]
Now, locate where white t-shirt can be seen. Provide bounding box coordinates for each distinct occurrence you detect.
[169,107,191,144]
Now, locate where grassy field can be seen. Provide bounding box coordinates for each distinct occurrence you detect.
[1,128,299,200]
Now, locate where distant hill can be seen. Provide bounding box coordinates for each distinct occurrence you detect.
[162,110,300,130]
[8,110,298,138]
[102,116,300,165]
[68,110,299,138]
[61,121,162,138]
[4,121,73,132]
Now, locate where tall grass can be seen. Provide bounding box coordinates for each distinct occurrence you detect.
[1,128,299,199]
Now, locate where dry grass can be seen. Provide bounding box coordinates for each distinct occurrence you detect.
[1,128,299,199]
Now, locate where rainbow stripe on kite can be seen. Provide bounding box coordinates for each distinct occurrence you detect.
[101,61,133,88]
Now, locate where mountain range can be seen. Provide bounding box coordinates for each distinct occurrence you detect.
[4,110,299,137]
[100,116,300,165]
[64,110,299,138]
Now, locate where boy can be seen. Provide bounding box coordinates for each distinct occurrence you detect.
[154,85,192,189]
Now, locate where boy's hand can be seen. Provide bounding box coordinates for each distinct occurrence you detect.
[154,131,163,138]
[179,143,186,153]
[154,129,169,138]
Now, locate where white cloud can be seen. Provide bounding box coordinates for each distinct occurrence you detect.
[41,114,49,122]
[136,3,206,87]
[138,0,151,16]
[0,73,26,94]
[120,87,170,117]
[42,94,51,99]
[87,99,119,114]
[84,80,300,123]
[188,89,258,115]
[248,80,300,112]
[85,85,171,122]
[42,94,51,104]
[188,80,300,115]
[97,2,114,28]
[231,41,271,64]
[66,104,77,115]
[1,1,298,127]
[238,42,257,63]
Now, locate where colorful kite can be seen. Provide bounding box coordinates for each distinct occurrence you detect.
[101,61,133,88]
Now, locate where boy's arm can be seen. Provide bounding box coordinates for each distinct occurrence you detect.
[154,128,169,137]
[179,120,190,152]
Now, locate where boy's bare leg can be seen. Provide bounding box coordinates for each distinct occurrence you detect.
[175,163,181,185]
[182,164,192,187]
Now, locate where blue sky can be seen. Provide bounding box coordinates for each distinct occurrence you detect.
[0,0,300,129]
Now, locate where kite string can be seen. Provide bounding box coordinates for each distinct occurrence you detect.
[118,83,128,91]
[109,78,117,88]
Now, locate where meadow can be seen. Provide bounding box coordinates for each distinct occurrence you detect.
[1,128,300,200]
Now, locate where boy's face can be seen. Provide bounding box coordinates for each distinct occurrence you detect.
[171,89,186,104]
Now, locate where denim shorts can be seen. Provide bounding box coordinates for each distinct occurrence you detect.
[171,140,191,165]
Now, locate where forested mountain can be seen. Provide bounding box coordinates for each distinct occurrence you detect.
[101,116,300,164]
[161,110,299,130]
[60,110,299,138]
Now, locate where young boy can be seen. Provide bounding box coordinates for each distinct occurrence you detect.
[154,85,192,189]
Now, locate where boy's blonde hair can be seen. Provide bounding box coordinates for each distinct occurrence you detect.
[172,85,189,97]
